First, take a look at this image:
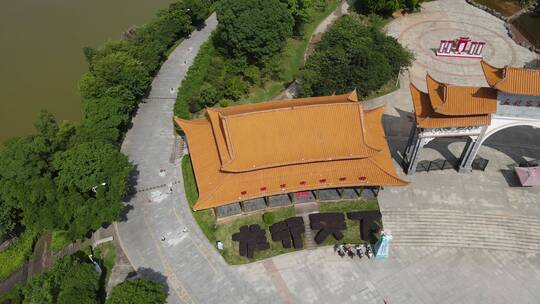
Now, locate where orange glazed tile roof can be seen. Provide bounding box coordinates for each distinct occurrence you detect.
[481,60,540,96]
[426,74,497,116]
[176,92,407,211]
[410,83,492,129]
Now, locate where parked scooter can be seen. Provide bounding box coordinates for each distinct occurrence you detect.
[337,244,345,258]
[355,244,364,259]
[365,244,373,259]
[346,244,355,259]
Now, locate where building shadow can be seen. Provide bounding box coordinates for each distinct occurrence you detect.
[500,165,523,187]
[524,58,540,69]
[382,109,465,171]
[480,126,540,166]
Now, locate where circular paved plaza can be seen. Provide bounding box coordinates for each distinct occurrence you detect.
[115,1,540,303]
[386,0,537,89]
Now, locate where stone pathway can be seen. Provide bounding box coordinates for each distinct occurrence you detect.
[294,202,319,249]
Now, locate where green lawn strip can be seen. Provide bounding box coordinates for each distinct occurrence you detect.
[50,230,71,253]
[181,155,216,244]
[318,199,381,245]
[364,77,400,100]
[93,242,116,289]
[0,229,39,281]
[174,40,216,118]
[239,0,339,103]
[215,206,297,265]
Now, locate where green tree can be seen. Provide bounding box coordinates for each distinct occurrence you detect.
[22,256,99,304]
[78,73,110,100]
[298,14,412,97]
[107,279,167,304]
[79,96,132,144]
[198,83,222,107]
[181,0,211,26]
[216,0,294,62]
[52,141,131,238]
[53,141,130,199]
[280,0,314,35]
[356,0,402,15]
[93,52,150,99]
[0,196,17,238]
[0,136,59,231]
[57,264,100,304]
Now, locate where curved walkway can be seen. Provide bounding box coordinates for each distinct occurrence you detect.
[116,3,540,304]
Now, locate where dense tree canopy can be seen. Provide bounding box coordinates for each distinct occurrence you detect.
[107,279,167,304]
[92,52,150,99]
[356,0,425,15]
[298,14,413,97]
[0,112,132,239]
[216,0,294,62]
[280,0,314,35]
[22,256,100,304]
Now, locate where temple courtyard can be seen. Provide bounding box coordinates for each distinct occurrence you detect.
[115,1,540,303]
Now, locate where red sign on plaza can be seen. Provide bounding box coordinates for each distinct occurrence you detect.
[436,37,485,59]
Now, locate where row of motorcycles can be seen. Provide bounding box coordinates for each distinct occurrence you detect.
[333,243,373,259]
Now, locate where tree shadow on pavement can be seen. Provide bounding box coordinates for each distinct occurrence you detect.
[124,164,140,201]
[130,267,170,297]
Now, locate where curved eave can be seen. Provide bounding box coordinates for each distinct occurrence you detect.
[480,60,505,87]
[426,74,447,114]
[193,178,407,211]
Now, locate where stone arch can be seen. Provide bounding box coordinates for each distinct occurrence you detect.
[480,119,540,146]
[458,117,540,172]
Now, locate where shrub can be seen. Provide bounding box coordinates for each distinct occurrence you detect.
[298,14,412,97]
[0,229,38,281]
[216,0,294,62]
[219,99,231,108]
[22,256,100,304]
[262,212,276,224]
[107,279,167,304]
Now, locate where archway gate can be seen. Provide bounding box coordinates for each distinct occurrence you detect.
[404,61,540,175]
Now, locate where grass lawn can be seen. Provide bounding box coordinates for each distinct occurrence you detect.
[215,206,297,264]
[50,230,71,253]
[0,229,39,281]
[364,77,400,100]
[238,0,340,104]
[182,154,386,261]
[318,199,381,245]
[181,155,217,244]
[182,155,301,264]
[94,242,116,292]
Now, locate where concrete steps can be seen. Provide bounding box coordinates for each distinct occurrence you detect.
[301,213,317,249]
[381,209,540,253]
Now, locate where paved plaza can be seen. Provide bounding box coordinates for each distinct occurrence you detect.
[115,2,540,303]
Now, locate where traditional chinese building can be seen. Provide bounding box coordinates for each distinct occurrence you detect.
[176,91,407,217]
[404,60,540,174]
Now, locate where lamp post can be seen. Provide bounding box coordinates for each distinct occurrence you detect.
[91,182,107,193]
[88,254,102,275]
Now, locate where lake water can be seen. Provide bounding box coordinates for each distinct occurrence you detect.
[0,0,175,143]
